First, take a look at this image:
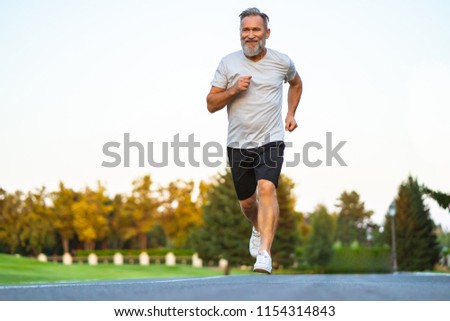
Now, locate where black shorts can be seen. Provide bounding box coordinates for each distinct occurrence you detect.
[227,141,285,200]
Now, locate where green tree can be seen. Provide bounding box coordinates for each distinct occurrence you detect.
[271,174,300,268]
[335,191,374,245]
[368,223,386,247]
[147,223,167,248]
[384,176,440,271]
[297,211,311,247]
[304,204,335,271]
[421,185,450,212]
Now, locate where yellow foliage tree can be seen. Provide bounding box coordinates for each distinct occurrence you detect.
[0,190,24,253]
[72,183,112,251]
[51,182,76,253]
[21,188,55,255]
[130,175,159,249]
[159,180,203,247]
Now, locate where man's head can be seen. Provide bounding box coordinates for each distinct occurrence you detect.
[239,8,270,57]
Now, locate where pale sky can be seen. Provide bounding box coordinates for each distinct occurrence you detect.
[1,0,449,230]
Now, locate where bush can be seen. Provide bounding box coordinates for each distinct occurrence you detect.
[75,248,195,257]
[325,246,391,273]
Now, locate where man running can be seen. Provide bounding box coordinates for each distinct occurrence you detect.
[206,7,302,273]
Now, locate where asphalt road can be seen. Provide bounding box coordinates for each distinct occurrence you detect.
[1,273,449,301]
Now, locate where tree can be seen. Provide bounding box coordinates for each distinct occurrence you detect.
[51,182,77,253]
[147,223,167,248]
[367,223,386,247]
[20,188,56,255]
[421,185,450,212]
[159,180,203,247]
[190,169,251,274]
[0,190,24,254]
[335,191,374,246]
[129,175,159,249]
[72,183,112,251]
[0,188,5,252]
[108,193,136,249]
[304,204,335,271]
[0,188,5,215]
[271,174,300,268]
[384,176,441,271]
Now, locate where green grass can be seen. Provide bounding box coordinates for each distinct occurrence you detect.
[0,253,232,285]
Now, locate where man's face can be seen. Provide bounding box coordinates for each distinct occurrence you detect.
[240,15,270,57]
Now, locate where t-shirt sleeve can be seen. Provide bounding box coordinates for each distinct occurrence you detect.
[210,60,228,89]
[284,57,297,83]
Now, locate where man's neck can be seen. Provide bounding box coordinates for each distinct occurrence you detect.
[245,48,267,62]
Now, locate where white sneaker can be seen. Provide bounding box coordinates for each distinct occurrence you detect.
[249,227,261,258]
[253,250,272,274]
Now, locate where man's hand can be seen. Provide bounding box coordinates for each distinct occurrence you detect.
[285,114,298,132]
[206,76,252,113]
[230,76,252,95]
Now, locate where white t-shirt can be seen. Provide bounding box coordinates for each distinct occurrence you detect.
[211,48,297,148]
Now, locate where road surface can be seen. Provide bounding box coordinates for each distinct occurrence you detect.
[1,273,449,300]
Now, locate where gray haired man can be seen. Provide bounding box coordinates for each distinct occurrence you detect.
[207,8,302,273]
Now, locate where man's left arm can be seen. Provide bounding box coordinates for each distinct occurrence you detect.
[285,72,302,132]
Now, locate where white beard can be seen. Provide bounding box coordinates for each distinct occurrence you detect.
[241,38,266,57]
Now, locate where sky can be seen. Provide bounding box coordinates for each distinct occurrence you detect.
[1,0,449,230]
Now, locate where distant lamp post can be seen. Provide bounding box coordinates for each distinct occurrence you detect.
[388,201,398,272]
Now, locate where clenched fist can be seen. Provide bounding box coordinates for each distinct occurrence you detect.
[231,75,252,95]
[285,114,298,132]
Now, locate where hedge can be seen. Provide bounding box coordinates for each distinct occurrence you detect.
[325,246,391,273]
[75,248,195,257]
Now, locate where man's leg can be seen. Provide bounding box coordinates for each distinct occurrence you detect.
[256,179,279,255]
[239,192,258,230]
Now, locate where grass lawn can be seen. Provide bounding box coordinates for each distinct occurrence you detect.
[0,254,246,285]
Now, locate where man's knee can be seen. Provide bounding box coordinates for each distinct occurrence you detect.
[257,179,276,197]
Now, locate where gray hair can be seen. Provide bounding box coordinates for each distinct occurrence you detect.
[239,7,269,30]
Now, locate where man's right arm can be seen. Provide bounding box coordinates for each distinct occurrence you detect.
[206,76,252,113]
